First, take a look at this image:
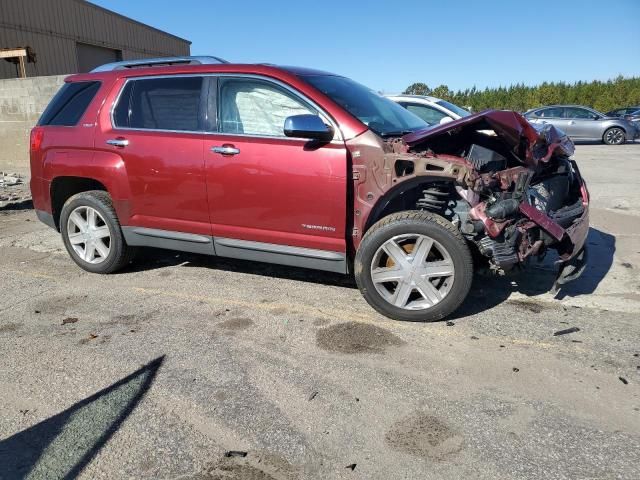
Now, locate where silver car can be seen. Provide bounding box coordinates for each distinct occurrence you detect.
[524,105,639,145]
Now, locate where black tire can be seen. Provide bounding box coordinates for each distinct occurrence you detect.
[354,210,473,322]
[60,190,135,274]
[602,127,625,145]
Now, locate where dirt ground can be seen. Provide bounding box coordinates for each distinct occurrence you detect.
[0,143,639,479]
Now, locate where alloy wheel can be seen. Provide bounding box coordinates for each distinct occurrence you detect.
[370,233,455,310]
[604,128,624,145]
[66,206,111,264]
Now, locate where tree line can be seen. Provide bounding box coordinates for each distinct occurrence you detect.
[402,76,640,113]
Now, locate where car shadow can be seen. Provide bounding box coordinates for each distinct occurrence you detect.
[451,227,615,319]
[0,356,164,480]
[124,248,357,288]
[123,227,614,320]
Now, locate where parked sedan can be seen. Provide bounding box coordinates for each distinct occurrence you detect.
[524,105,638,145]
[386,95,472,125]
[606,106,640,120]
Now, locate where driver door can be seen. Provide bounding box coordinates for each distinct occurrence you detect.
[205,76,348,267]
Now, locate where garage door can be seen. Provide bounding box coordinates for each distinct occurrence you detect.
[76,42,122,73]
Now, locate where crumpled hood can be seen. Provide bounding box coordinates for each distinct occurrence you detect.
[402,109,574,167]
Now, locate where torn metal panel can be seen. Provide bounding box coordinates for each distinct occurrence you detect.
[349,109,590,285]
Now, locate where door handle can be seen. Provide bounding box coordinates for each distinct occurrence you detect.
[106,138,129,147]
[211,145,240,156]
[568,121,576,125]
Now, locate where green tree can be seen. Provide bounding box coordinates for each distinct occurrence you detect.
[402,76,640,112]
[403,82,431,96]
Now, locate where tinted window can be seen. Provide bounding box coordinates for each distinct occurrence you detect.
[564,107,596,119]
[538,107,564,118]
[39,81,101,126]
[303,75,427,136]
[114,77,203,131]
[403,103,446,124]
[219,78,315,136]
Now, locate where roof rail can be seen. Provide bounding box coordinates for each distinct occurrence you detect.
[90,55,229,72]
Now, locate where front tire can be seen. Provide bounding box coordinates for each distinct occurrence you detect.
[60,190,135,274]
[603,127,625,145]
[355,211,473,322]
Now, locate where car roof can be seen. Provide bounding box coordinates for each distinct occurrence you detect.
[66,63,340,82]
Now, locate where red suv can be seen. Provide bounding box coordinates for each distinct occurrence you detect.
[30,56,589,321]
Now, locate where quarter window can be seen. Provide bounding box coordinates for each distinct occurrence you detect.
[113,77,203,131]
[218,78,315,136]
[38,81,101,126]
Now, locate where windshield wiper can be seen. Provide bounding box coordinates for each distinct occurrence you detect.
[379,130,415,138]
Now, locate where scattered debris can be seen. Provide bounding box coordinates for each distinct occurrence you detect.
[621,262,633,269]
[345,463,357,471]
[499,345,505,348]
[512,367,520,372]
[34,310,40,314]
[0,172,31,210]
[446,321,455,326]
[224,451,248,458]
[308,390,318,401]
[61,317,78,325]
[619,377,628,385]
[553,327,580,336]
[19,409,29,416]
[470,336,479,340]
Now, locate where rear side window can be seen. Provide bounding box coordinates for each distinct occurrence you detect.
[113,77,203,131]
[538,107,564,118]
[38,81,101,126]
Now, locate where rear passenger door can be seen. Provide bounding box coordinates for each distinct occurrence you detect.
[204,76,348,268]
[533,107,570,134]
[97,75,210,238]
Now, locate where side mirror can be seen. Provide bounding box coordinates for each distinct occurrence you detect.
[439,116,454,124]
[284,114,334,141]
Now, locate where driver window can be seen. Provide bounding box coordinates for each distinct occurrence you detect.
[404,104,447,125]
[564,107,594,119]
[219,78,315,136]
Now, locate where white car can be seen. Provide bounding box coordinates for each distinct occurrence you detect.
[387,95,472,125]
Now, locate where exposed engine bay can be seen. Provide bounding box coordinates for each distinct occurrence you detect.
[348,110,590,289]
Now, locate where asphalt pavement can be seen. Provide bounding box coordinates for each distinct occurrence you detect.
[0,143,639,479]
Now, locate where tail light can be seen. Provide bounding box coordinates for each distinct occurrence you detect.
[30,127,44,153]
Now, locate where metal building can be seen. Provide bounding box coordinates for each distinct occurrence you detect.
[0,0,191,79]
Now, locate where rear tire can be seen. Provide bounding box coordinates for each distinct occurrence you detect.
[60,190,135,274]
[355,211,473,322]
[603,127,625,145]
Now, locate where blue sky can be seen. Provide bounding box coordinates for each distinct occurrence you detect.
[91,0,639,93]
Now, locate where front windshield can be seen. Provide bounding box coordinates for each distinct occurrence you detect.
[435,100,471,118]
[302,75,428,136]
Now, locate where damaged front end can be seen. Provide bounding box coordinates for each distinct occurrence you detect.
[349,110,589,289]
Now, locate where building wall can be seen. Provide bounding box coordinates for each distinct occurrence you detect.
[0,75,66,172]
[0,0,191,79]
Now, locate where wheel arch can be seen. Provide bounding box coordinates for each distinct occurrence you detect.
[363,176,458,234]
[50,176,108,230]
